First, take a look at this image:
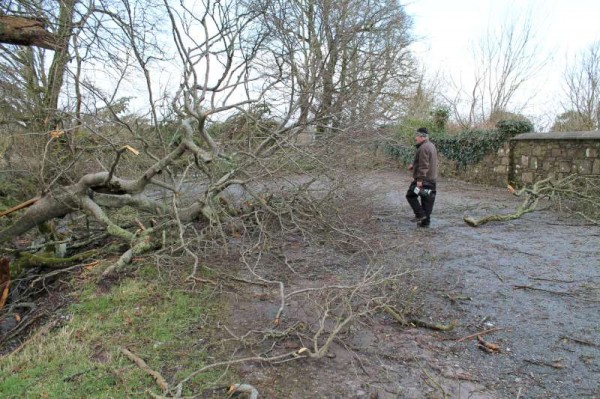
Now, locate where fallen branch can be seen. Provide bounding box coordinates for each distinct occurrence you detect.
[512,284,573,296]
[10,249,99,278]
[477,335,500,353]
[464,177,552,227]
[408,318,456,332]
[0,197,40,218]
[120,347,169,394]
[561,335,600,348]
[456,327,506,343]
[523,358,565,369]
[380,303,455,331]
[101,231,158,277]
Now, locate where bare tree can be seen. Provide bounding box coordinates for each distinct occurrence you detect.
[258,0,415,135]
[0,0,343,276]
[554,41,600,131]
[444,9,546,128]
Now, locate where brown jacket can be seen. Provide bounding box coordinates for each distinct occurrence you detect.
[412,139,438,183]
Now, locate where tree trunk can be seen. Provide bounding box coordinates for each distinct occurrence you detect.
[0,15,59,50]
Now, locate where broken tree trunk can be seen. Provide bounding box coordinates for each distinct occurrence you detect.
[0,15,59,50]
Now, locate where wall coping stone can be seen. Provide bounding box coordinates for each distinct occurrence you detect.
[513,131,600,140]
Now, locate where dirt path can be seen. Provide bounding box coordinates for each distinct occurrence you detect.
[230,169,600,398]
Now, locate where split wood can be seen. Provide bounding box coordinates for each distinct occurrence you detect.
[0,197,40,218]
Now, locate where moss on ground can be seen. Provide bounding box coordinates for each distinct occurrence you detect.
[0,262,232,398]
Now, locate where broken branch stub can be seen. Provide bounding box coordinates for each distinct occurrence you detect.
[0,15,60,50]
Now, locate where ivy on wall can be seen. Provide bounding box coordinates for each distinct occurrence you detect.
[384,120,533,167]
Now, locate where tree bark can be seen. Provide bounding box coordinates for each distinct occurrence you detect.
[0,15,59,50]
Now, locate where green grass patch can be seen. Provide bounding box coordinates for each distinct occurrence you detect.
[0,266,231,398]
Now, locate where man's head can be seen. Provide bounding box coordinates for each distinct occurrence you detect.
[415,127,429,144]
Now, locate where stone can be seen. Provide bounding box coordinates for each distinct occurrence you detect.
[559,162,572,172]
[585,148,598,158]
[529,157,538,169]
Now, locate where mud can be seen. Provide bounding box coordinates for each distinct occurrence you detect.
[226,169,600,398]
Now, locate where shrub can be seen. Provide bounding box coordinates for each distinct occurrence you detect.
[495,119,534,136]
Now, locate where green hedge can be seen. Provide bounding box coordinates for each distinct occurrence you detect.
[385,119,533,167]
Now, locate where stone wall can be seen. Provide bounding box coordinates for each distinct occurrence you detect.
[509,131,600,186]
[437,142,511,187]
[437,131,600,187]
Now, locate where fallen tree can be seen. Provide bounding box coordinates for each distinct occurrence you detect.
[464,175,600,227]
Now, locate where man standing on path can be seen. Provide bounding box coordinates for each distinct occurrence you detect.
[406,127,438,227]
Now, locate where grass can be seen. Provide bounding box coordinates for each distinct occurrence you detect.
[0,261,232,398]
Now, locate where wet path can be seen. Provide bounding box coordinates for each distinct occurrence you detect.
[373,170,600,398]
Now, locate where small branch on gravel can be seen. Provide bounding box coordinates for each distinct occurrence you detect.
[408,318,456,331]
[379,302,407,324]
[414,356,448,399]
[512,284,573,296]
[560,335,600,348]
[523,358,565,369]
[380,302,456,331]
[456,327,506,343]
[528,276,580,284]
[477,335,500,353]
[478,266,505,283]
[120,347,169,394]
[514,284,600,303]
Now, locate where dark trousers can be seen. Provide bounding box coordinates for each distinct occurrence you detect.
[406,180,437,222]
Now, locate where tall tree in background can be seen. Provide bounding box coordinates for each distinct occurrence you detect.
[444,9,545,129]
[0,0,76,131]
[258,0,415,134]
[553,41,600,131]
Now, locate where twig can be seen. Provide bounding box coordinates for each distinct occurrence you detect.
[120,347,169,393]
[456,327,506,343]
[0,196,40,218]
[477,335,500,353]
[523,358,565,369]
[528,276,579,284]
[407,318,456,331]
[414,356,448,399]
[479,266,505,283]
[512,284,573,296]
[561,335,600,348]
[1,319,58,358]
[380,303,455,331]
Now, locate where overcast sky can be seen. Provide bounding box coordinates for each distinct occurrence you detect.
[404,0,600,128]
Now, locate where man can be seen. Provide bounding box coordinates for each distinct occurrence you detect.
[406,127,438,227]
